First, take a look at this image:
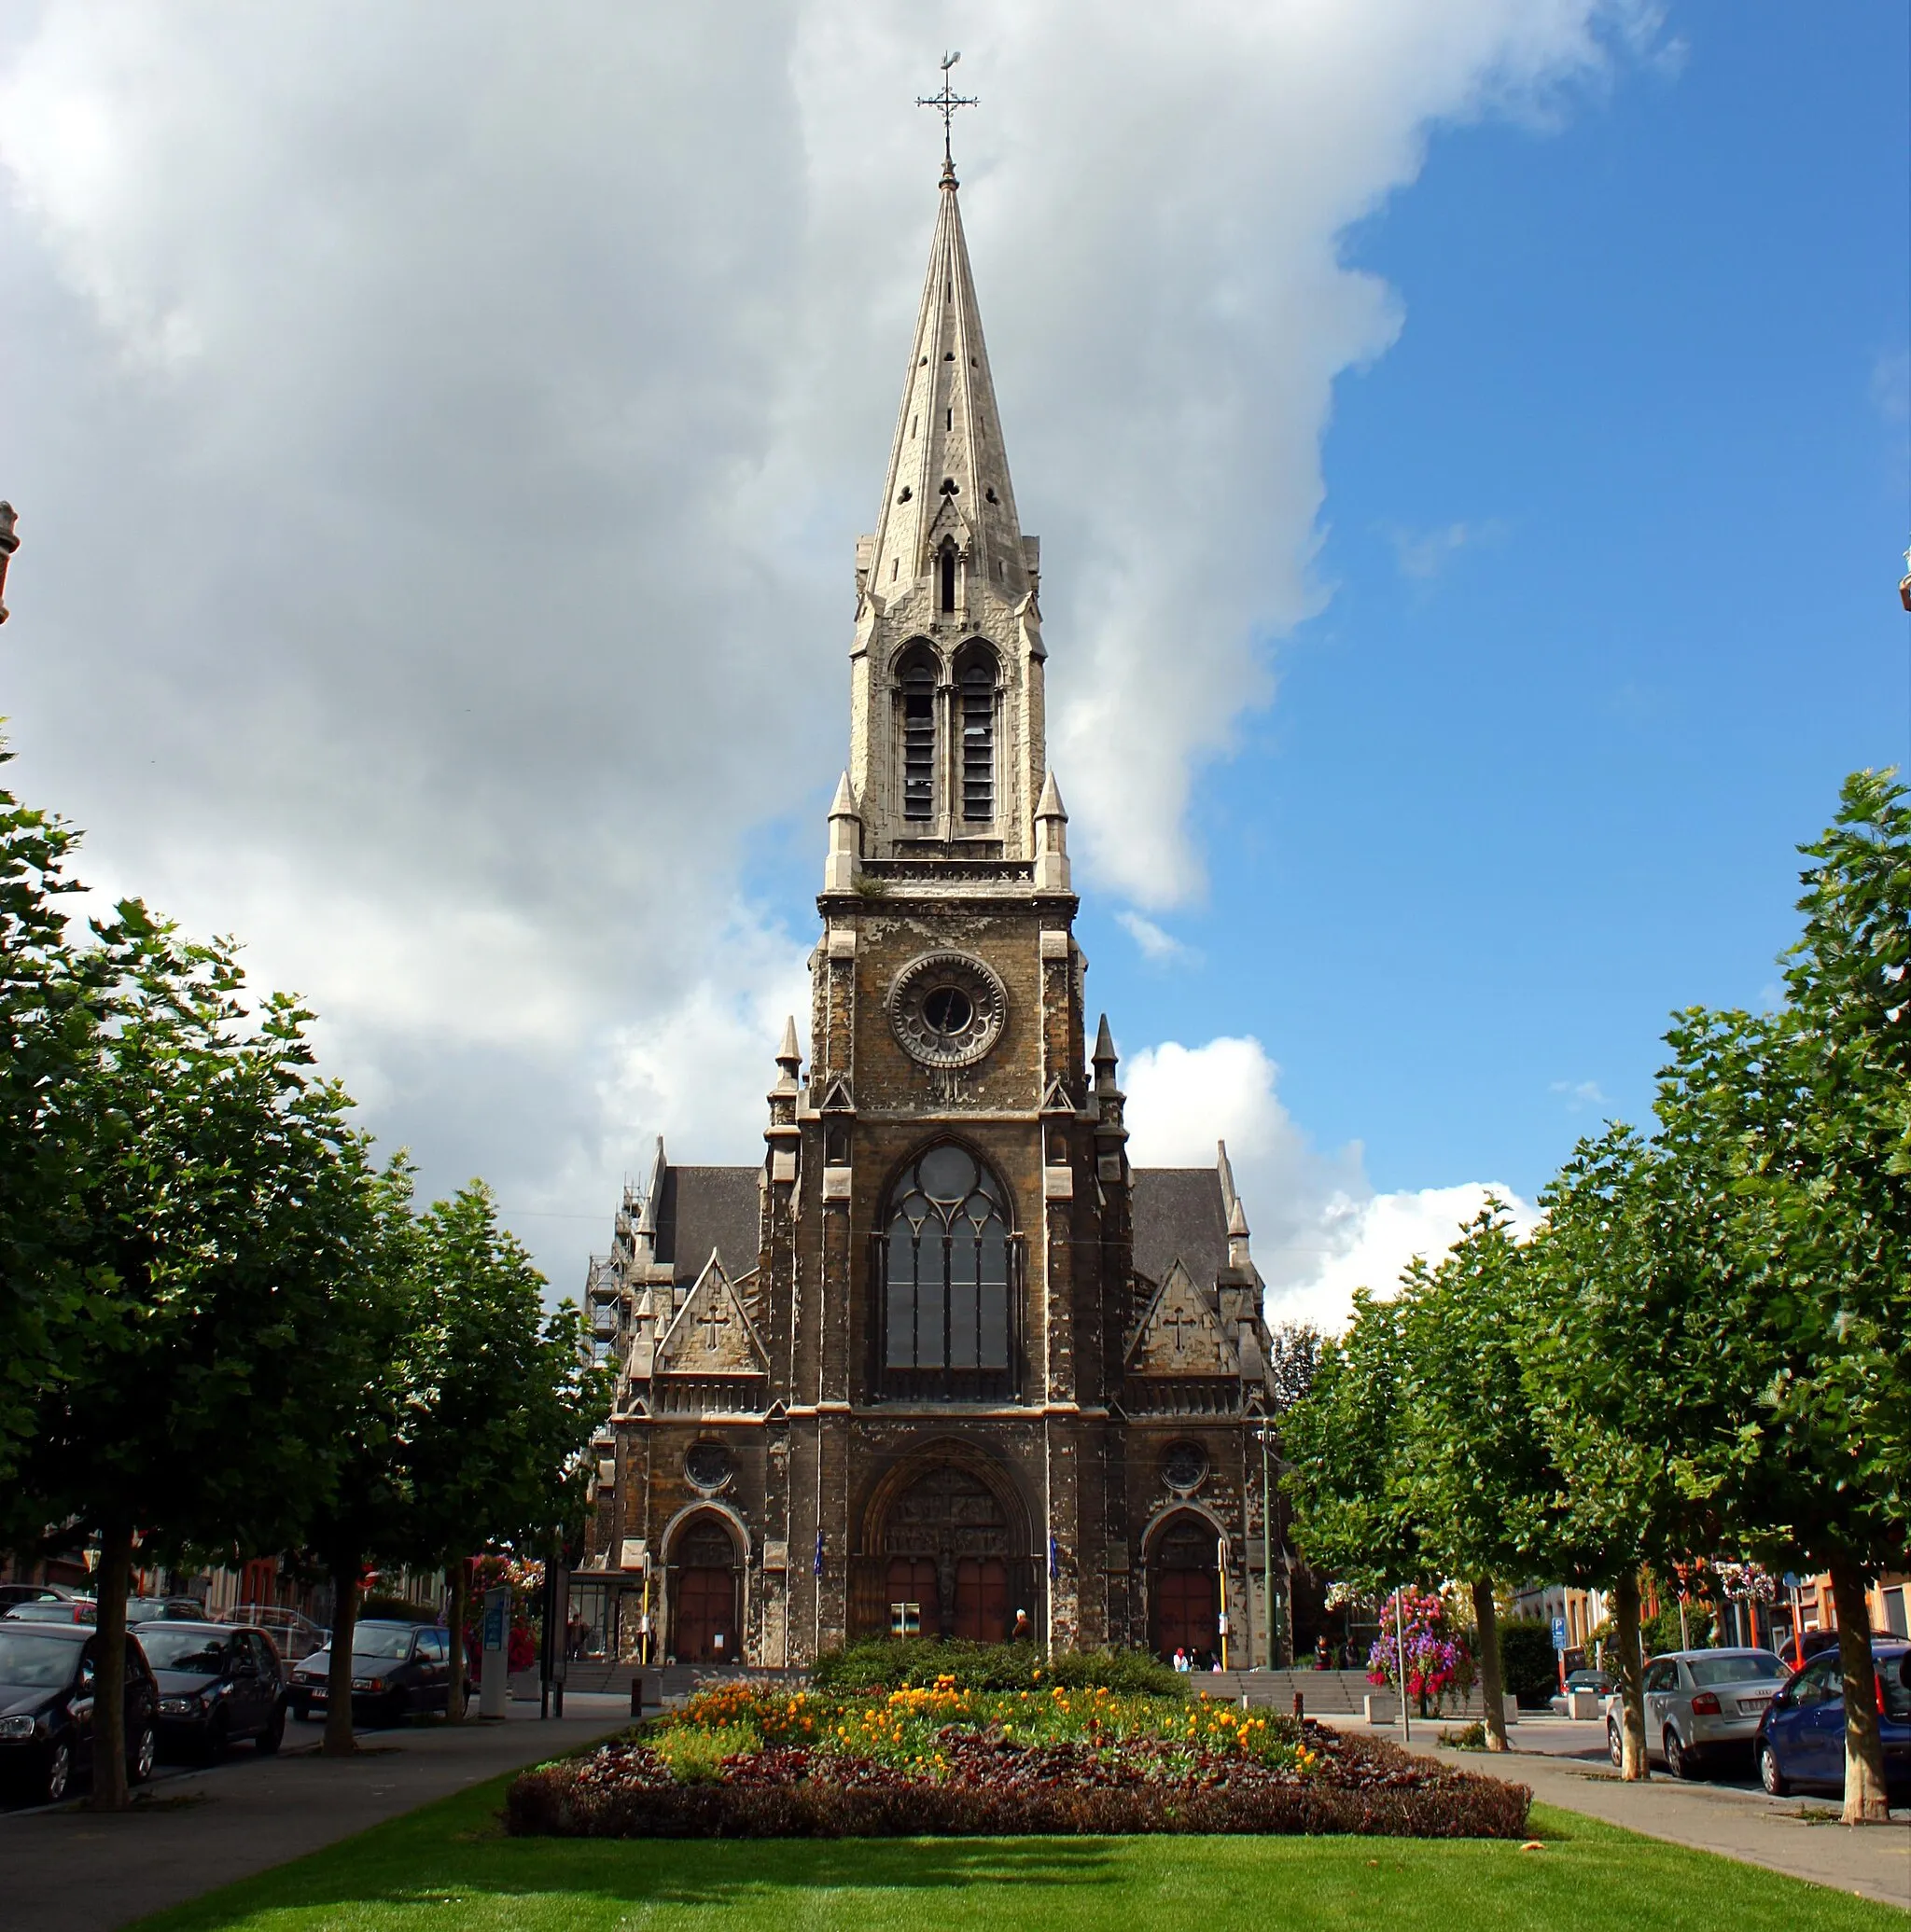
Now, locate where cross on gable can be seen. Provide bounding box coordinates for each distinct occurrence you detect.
[1163,1307,1199,1357]
[700,1299,732,1354]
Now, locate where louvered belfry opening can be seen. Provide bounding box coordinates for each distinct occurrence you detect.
[957,645,995,822]
[879,1143,1017,1400]
[899,646,936,821]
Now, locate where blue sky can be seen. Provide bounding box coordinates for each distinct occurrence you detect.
[1065,3,1910,1211]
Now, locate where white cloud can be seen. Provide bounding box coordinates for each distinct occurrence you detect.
[0,0,1649,1286]
[1116,910,1199,967]
[1123,1034,1535,1333]
[1871,348,1910,424]
[1549,1077,1609,1112]
[1387,518,1505,581]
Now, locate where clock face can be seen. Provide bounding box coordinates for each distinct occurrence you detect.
[888,952,1008,1068]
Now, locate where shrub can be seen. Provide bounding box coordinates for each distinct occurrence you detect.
[809,1638,1179,1697]
[1438,1721,1486,1751]
[360,1596,439,1623]
[654,1724,760,1785]
[1496,1621,1559,1708]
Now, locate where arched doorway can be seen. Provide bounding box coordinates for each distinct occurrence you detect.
[1149,1512,1220,1664]
[670,1516,740,1664]
[854,1445,1030,1641]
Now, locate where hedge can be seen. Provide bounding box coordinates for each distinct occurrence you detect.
[1496,1620,1558,1708]
[809,1637,1181,1697]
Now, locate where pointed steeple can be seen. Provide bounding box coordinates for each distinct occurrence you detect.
[864,167,1032,615]
[842,167,1050,868]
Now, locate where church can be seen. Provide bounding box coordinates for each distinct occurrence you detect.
[578,152,1283,1670]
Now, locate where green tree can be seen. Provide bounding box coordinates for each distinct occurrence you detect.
[402,1184,607,1718]
[1391,1205,1578,1751]
[1522,1127,1732,1782]
[1282,1290,1422,1602]
[1650,771,1911,1823]
[298,1155,423,1757]
[0,749,105,1480]
[8,917,385,1808]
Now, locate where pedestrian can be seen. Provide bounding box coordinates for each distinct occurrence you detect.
[1011,1607,1032,1643]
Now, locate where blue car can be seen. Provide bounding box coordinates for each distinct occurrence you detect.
[1756,1640,1911,1798]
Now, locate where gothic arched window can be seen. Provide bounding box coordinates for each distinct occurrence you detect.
[956,645,996,823]
[883,1143,1015,1399]
[897,645,936,822]
[938,539,958,613]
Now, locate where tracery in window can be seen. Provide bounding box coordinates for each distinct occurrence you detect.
[898,645,936,821]
[956,644,996,823]
[883,1144,1013,1398]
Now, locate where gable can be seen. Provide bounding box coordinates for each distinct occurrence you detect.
[1126,1258,1238,1377]
[656,1254,767,1375]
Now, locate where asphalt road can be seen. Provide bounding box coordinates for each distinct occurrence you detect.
[0,1695,631,1932]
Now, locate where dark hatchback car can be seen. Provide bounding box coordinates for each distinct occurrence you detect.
[1757,1641,1911,1798]
[0,1623,159,1804]
[288,1620,451,1727]
[139,1623,287,1761]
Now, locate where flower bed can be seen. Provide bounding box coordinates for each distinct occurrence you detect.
[506,1681,1530,1841]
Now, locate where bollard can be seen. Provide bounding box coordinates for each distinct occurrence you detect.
[1292,1691,1304,1720]
[631,1675,643,1719]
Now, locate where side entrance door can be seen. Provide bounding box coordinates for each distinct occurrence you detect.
[1152,1569,1218,1662]
[674,1569,736,1664]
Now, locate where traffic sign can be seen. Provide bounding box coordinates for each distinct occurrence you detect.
[1551,1616,1568,1650]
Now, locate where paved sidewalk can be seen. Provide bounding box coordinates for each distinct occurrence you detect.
[1325,1713,1911,1911]
[0,1694,629,1932]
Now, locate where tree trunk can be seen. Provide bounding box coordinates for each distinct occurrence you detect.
[322,1558,361,1757]
[89,1518,134,1811]
[446,1555,468,1723]
[1827,1553,1891,1825]
[1613,1572,1649,1782]
[1472,1578,1508,1753]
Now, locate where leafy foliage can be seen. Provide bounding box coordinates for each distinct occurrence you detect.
[1496,1621,1560,1708]
[809,1638,1179,1696]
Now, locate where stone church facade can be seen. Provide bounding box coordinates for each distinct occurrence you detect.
[579,160,1281,1668]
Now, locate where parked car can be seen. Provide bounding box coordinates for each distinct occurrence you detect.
[0,1584,90,1609]
[219,1604,328,1663]
[1756,1641,1911,1798]
[0,1623,159,1803]
[125,1597,213,1625]
[4,1597,96,1626]
[1550,1666,1615,1714]
[1605,1649,1790,1777]
[287,1620,453,1727]
[139,1622,287,1762]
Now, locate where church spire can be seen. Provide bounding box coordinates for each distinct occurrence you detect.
[841,159,1050,871]
[862,161,1032,616]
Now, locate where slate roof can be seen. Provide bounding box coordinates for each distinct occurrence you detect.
[1130,1167,1229,1287]
[652,1164,760,1284]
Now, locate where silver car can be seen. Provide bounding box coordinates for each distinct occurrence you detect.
[1605,1648,1790,1778]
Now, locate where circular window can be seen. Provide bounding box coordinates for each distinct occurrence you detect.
[889,952,1007,1068]
[1162,1442,1208,1494]
[684,1442,733,1494]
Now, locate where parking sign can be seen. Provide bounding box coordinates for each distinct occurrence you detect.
[1551,1616,1568,1650]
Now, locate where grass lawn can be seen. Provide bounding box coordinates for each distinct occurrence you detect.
[129,1775,1904,1932]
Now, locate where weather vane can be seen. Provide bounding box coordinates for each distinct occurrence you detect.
[918,51,977,174]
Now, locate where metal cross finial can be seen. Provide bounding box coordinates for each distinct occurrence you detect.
[917,50,977,176]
